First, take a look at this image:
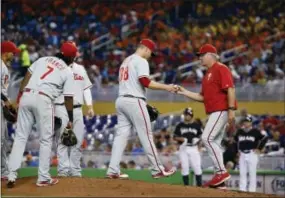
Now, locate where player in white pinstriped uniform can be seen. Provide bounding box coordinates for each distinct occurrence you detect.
[55,60,94,177]
[1,41,20,180]
[7,42,77,188]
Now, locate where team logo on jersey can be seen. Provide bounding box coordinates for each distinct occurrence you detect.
[239,136,255,142]
[74,74,84,80]
[181,127,198,135]
[207,73,212,81]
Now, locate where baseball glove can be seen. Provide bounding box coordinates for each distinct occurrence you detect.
[2,105,17,123]
[146,104,159,122]
[61,127,77,146]
[54,116,62,131]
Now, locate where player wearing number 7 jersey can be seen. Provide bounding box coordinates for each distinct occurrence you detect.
[106,39,178,179]
[7,42,77,188]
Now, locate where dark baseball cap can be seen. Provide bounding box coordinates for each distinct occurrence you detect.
[60,41,79,57]
[140,39,156,56]
[183,107,194,116]
[1,41,20,54]
[242,114,253,123]
[196,44,217,56]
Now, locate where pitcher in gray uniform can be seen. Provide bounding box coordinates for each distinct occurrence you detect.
[106,39,178,179]
[7,41,77,188]
[1,41,20,180]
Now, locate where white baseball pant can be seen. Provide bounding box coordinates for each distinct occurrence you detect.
[179,145,202,176]
[239,151,259,192]
[55,105,84,176]
[201,111,228,173]
[107,97,164,175]
[8,91,54,182]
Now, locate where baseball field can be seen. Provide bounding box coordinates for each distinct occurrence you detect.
[1,168,280,197]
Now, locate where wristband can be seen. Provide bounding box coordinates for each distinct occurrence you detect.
[228,107,235,110]
[67,110,73,122]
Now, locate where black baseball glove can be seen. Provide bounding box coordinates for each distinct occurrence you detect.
[61,127,77,146]
[54,116,62,131]
[2,105,17,123]
[146,104,159,122]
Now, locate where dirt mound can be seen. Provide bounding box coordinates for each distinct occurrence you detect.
[1,177,278,197]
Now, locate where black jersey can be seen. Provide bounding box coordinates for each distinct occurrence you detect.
[174,122,202,145]
[234,128,268,152]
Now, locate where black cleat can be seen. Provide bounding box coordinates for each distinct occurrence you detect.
[7,180,15,188]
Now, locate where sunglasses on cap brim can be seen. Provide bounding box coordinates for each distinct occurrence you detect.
[196,52,207,57]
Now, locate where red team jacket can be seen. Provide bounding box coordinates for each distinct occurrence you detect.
[201,62,238,114]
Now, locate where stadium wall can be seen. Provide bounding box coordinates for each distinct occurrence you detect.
[84,102,285,117]
[18,168,284,195]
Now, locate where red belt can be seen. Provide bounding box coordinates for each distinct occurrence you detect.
[24,88,51,100]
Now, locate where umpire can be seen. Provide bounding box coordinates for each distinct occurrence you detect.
[173,107,203,186]
[235,114,268,192]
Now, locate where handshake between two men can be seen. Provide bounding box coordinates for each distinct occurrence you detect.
[164,84,195,98]
[161,84,204,103]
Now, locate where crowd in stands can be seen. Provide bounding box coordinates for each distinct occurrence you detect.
[2,0,285,88]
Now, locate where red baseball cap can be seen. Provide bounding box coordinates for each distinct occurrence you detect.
[140,39,156,56]
[196,44,217,56]
[1,41,21,54]
[60,41,79,57]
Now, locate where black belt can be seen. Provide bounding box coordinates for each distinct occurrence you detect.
[54,103,82,109]
[186,143,196,147]
[240,150,252,154]
[121,94,146,101]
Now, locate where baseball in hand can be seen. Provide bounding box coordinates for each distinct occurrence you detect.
[173,85,180,92]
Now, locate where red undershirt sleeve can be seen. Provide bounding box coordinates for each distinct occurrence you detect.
[139,76,151,88]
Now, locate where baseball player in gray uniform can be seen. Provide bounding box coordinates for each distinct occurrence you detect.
[1,41,20,180]
[55,57,93,177]
[7,41,77,188]
[106,39,178,179]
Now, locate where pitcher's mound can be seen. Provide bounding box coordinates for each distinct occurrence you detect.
[1,177,277,197]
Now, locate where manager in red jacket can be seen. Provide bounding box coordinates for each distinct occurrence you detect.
[177,44,237,188]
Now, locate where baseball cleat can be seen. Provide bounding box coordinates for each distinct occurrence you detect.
[57,173,69,177]
[36,178,59,187]
[203,172,230,187]
[209,182,227,190]
[152,167,176,179]
[7,180,16,188]
[105,173,129,179]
